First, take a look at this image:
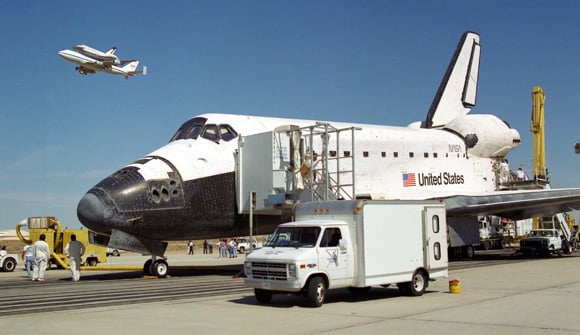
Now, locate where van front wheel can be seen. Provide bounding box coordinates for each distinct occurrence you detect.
[306,276,326,307]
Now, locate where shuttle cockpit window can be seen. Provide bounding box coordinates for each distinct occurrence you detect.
[169,117,239,144]
[219,124,238,141]
[169,117,207,142]
[198,123,239,143]
[201,124,219,143]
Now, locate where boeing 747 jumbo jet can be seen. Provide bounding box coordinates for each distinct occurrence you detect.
[77,32,580,276]
[58,44,147,79]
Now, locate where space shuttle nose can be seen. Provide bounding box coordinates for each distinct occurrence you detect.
[77,192,106,230]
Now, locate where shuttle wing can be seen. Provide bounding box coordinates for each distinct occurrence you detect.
[445,188,580,220]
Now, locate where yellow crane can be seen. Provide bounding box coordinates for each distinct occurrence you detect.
[530,86,547,230]
[530,86,547,182]
[530,87,576,234]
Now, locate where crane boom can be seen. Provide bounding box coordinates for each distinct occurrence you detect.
[530,86,547,181]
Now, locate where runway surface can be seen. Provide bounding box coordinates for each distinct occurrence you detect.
[1,251,579,335]
[0,251,523,316]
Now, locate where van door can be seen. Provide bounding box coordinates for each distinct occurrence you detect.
[318,227,349,286]
[424,206,448,270]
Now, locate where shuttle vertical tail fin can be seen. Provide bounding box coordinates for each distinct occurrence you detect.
[423,32,481,129]
[121,60,139,73]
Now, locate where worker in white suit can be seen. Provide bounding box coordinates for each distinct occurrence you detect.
[32,234,50,282]
[64,234,85,282]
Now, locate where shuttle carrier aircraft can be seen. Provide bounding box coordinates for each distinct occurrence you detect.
[58,44,146,79]
[77,32,580,276]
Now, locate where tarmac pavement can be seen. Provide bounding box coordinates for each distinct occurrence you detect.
[2,253,580,335]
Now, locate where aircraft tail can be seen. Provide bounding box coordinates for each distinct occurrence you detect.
[120,61,146,79]
[121,60,140,73]
[423,32,481,129]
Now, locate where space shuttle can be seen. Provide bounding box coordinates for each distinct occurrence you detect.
[77,32,580,276]
[73,45,119,64]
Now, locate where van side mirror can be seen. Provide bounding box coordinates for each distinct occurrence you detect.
[338,239,347,252]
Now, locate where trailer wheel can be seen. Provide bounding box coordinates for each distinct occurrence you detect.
[254,289,272,304]
[463,245,475,258]
[501,239,508,249]
[152,259,169,278]
[306,276,326,307]
[2,257,17,272]
[482,240,492,250]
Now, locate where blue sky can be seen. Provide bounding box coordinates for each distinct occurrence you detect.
[1,1,579,230]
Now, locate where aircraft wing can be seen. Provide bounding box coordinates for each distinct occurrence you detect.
[444,188,580,220]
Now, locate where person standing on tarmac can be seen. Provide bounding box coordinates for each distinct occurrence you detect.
[64,234,85,282]
[21,244,34,278]
[32,234,50,282]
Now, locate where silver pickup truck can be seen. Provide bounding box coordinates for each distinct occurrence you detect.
[519,229,562,256]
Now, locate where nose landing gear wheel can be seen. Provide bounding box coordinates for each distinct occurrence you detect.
[143,259,153,276]
[152,259,169,278]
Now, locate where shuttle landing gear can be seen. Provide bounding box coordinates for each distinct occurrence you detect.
[143,257,169,278]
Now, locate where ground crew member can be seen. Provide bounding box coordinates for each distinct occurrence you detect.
[64,234,85,282]
[21,244,34,278]
[32,234,50,282]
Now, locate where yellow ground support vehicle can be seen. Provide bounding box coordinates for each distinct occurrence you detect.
[16,216,106,269]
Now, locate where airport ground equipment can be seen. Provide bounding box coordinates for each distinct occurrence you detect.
[531,86,547,182]
[519,228,564,256]
[0,253,18,272]
[16,217,106,269]
[244,200,448,307]
[478,216,532,250]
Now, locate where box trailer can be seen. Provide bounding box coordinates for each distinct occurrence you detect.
[244,200,448,307]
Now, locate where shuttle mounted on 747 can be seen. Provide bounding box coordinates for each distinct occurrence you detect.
[76,32,580,277]
[58,44,146,79]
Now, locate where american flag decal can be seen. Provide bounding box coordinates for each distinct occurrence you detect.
[402,173,416,187]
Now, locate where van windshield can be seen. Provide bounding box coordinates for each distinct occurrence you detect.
[265,226,320,248]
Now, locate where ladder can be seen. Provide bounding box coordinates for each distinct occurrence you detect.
[296,122,361,202]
